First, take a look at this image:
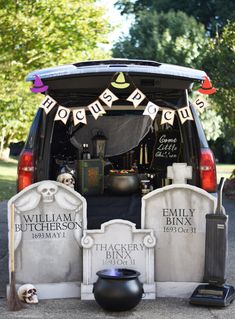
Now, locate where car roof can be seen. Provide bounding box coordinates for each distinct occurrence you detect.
[25,59,206,83]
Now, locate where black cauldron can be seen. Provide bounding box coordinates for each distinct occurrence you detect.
[93,268,144,311]
[107,173,140,195]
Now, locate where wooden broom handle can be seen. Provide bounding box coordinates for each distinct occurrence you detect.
[10,203,15,273]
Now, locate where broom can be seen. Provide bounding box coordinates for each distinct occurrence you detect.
[7,203,23,311]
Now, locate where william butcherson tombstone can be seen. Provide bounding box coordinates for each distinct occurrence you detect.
[141,163,217,298]
[8,180,87,299]
[81,219,156,300]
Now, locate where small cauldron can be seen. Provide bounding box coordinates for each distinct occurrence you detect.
[93,268,144,311]
[107,173,140,195]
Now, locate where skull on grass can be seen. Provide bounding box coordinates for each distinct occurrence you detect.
[57,173,75,189]
[37,181,58,203]
[18,284,38,304]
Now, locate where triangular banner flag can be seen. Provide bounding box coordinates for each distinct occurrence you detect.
[161,109,175,126]
[73,108,87,126]
[127,89,146,108]
[88,100,106,120]
[54,106,70,124]
[143,101,160,120]
[178,106,193,124]
[111,72,130,89]
[99,89,119,108]
[193,96,208,114]
[198,76,216,95]
[39,95,57,114]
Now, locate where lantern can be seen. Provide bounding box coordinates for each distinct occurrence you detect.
[92,131,107,158]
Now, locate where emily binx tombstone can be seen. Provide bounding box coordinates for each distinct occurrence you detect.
[141,163,217,298]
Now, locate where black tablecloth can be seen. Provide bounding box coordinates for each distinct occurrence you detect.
[85,194,141,229]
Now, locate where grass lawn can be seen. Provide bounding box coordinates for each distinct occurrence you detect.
[0,158,17,201]
[216,163,235,181]
[0,159,234,201]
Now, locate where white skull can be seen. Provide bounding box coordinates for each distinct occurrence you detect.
[37,181,58,202]
[18,284,38,304]
[57,173,75,189]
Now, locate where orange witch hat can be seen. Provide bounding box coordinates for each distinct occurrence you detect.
[198,76,216,95]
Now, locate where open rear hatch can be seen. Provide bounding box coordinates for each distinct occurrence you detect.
[26,59,206,107]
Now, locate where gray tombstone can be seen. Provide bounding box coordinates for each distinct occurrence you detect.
[141,163,217,298]
[8,180,87,299]
[81,219,156,300]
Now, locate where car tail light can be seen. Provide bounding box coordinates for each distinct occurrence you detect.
[17,150,34,191]
[199,149,217,192]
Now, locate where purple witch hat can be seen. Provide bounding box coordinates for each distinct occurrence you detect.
[30,75,48,93]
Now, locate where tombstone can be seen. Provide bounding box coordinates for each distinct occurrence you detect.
[81,219,156,300]
[8,180,87,299]
[141,163,217,298]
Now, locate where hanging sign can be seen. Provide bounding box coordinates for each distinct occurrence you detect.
[34,71,216,127]
[161,109,175,126]
[151,130,181,167]
[88,100,106,120]
[177,105,193,124]
[39,95,57,114]
[143,101,160,120]
[127,89,146,108]
[193,96,208,113]
[99,89,119,108]
[54,106,70,124]
[73,108,87,126]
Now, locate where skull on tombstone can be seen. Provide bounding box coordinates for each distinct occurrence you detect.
[57,173,75,189]
[37,181,58,203]
[17,284,38,304]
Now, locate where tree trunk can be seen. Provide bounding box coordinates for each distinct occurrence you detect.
[0,129,10,160]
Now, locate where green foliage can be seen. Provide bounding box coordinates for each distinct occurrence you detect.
[113,1,234,160]
[190,92,223,142]
[113,10,207,68]
[201,22,235,143]
[0,0,111,152]
[199,108,223,142]
[115,0,235,34]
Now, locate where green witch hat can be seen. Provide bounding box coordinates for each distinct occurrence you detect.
[111,72,130,89]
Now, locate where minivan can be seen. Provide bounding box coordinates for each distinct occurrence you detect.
[18,59,217,229]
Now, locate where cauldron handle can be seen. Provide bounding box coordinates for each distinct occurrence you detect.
[92,282,96,294]
[141,284,146,298]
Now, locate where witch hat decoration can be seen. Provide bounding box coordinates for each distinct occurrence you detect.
[30,75,48,93]
[198,76,216,95]
[111,72,130,89]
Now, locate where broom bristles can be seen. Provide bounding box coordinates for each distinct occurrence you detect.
[7,272,23,311]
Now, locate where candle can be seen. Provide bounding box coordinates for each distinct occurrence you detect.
[145,144,148,164]
[139,144,143,165]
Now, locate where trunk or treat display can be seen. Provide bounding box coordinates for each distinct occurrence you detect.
[8,61,234,312]
[81,219,156,300]
[8,181,87,299]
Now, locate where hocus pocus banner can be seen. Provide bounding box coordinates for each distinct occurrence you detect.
[39,88,209,127]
